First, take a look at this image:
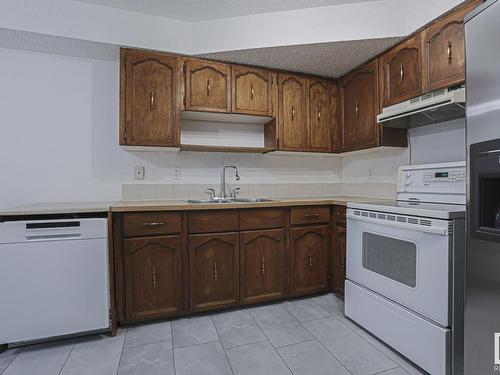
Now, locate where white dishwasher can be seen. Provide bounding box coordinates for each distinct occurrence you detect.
[0,217,110,345]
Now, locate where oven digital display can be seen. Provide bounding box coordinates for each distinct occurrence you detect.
[435,172,448,178]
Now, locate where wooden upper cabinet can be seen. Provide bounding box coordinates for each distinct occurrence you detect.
[232,66,274,116]
[340,60,380,152]
[189,232,239,312]
[120,49,180,147]
[278,73,308,151]
[240,229,286,305]
[184,58,231,113]
[380,34,422,107]
[421,1,481,92]
[331,82,343,153]
[307,78,331,152]
[123,235,184,321]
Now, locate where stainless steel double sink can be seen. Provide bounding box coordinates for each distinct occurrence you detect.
[187,197,273,204]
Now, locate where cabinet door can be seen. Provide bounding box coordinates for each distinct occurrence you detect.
[307,78,331,152]
[184,59,231,113]
[121,49,180,147]
[124,236,183,321]
[341,60,380,152]
[380,34,422,107]
[240,229,285,305]
[290,225,329,296]
[332,226,346,295]
[278,74,308,151]
[189,232,239,312]
[232,66,274,116]
[421,1,480,92]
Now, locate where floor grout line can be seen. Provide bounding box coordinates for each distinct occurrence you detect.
[122,338,173,349]
[209,316,235,375]
[172,339,220,350]
[57,343,76,375]
[247,308,296,375]
[0,348,23,375]
[114,329,128,375]
[170,322,177,375]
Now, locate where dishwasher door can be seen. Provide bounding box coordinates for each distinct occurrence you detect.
[0,218,110,344]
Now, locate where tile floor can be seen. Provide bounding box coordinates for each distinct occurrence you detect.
[0,294,427,375]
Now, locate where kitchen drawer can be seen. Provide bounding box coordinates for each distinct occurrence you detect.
[123,212,181,237]
[240,209,285,230]
[291,206,330,225]
[333,205,346,224]
[188,210,239,233]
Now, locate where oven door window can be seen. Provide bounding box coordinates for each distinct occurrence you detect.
[362,232,417,288]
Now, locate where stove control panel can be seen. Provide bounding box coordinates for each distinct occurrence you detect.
[397,162,466,203]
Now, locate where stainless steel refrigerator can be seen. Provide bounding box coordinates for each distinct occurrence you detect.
[465,1,500,374]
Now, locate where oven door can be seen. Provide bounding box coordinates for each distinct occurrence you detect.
[347,208,452,327]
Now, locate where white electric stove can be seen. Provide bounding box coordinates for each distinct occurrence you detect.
[345,161,466,375]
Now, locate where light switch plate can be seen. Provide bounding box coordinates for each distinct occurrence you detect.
[135,166,145,180]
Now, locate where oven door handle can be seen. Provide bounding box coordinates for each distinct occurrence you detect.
[347,213,449,236]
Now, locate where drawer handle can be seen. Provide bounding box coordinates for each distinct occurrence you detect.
[207,79,211,96]
[400,64,405,83]
[250,84,255,100]
[261,256,265,275]
[291,105,295,122]
[308,252,313,271]
[149,91,155,110]
[141,221,165,227]
[304,213,319,218]
[355,101,359,119]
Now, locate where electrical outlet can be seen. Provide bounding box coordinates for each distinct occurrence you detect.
[173,166,181,180]
[135,166,145,180]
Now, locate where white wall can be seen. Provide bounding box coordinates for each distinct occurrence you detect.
[342,118,466,184]
[0,47,342,208]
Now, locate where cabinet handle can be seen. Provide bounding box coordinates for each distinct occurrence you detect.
[261,256,265,275]
[400,64,405,83]
[213,261,218,281]
[317,111,321,121]
[447,41,452,64]
[304,212,319,218]
[141,221,165,227]
[207,79,211,96]
[355,102,359,119]
[250,84,255,100]
[152,267,157,288]
[149,92,155,110]
[308,252,313,271]
[291,105,295,121]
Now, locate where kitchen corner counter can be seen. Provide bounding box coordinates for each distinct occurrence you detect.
[0,202,116,217]
[110,196,387,212]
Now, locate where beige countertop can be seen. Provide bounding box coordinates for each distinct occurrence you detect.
[0,196,388,216]
[0,202,116,217]
[110,196,387,212]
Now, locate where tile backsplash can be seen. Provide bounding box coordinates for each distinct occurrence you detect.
[122,182,396,201]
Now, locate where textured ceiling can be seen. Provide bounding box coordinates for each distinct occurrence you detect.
[199,37,403,78]
[75,0,379,21]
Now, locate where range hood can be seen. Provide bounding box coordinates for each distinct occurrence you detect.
[377,86,466,129]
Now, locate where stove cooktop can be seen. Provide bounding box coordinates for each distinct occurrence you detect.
[347,200,465,220]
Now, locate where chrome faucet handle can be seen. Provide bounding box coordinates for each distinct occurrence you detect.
[231,188,241,198]
[205,188,216,200]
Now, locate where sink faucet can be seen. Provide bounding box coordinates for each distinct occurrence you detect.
[221,166,240,199]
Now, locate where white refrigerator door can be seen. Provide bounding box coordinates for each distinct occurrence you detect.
[347,216,451,326]
[0,238,110,343]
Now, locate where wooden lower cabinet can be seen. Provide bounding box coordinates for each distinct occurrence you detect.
[240,229,286,304]
[124,235,184,321]
[332,226,346,295]
[189,232,239,312]
[290,225,329,296]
